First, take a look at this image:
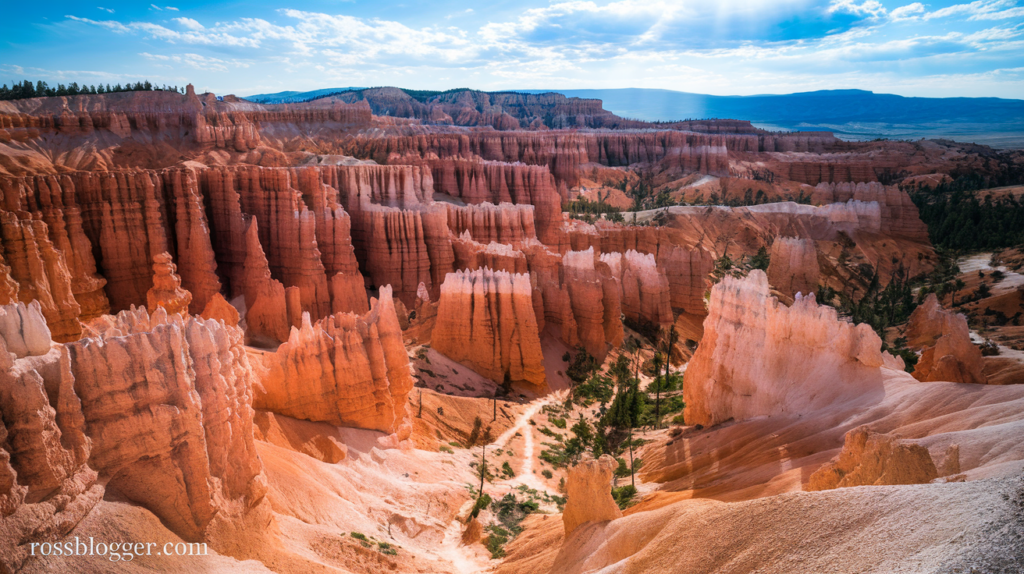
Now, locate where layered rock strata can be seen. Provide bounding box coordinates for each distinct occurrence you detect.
[146,252,192,317]
[255,286,414,438]
[433,267,546,388]
[684,271,890,427]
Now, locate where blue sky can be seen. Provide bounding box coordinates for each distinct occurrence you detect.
[1,0,1023,98]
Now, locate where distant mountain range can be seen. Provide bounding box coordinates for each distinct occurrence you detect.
[245,87,365,103]
[244,87,1024,149]
[522,88,1024,149]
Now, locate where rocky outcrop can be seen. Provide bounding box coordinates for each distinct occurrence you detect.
[427,159,562,244]
[767,237,820,298]
[146,252,192,317]
[444,202,537,245]
[0,175,109,320]
[562,455,621,536]
[433,267,546,388]
[806,426,938,490]
[255,286,414,438]
[69,306,267,542]
[562,248,622,360]
[241,218,290,346]
[599,250,673,328]
[201,293,240,327]
[906,294,986,384]
[451,232,529,276]
[0,302,103,572]
[359,204,454,306]
[0,212,82,341]
[813,182,929,241]
[684,271,889,427]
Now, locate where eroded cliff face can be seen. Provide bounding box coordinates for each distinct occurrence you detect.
[433,267,546,389]
[684,271,891,427]
[255,286,414,438]
[907,294,986,384]
[69,306,268,543]
[767,237,820,298]
[599,250,673,328]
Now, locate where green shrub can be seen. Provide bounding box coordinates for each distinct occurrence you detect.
[439,445,454,454]
[550,417,567,429]
[611,485,638,509]
[541,469,553,479]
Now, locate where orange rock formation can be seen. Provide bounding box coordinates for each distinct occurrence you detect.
[146,252,192,316]
[562,455,621,536]
[433,267,546,388]
[806,426,939,490]
[907,293,986,384]
[767,237,820,297]
[255,286,414,438]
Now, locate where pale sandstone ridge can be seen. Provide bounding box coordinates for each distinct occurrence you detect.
[907,293,986,384]
[767,237,820,298]
[69,306,268,543]
[145,252,192,317]
[255,285,414,438]
[812,181,929,241]
[0,302,103,572]
[684,271,890,427]
[433,267,546,388]
[806,426,939,490]
[562,455,622,536]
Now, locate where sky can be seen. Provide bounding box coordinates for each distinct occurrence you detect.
[1,0,1023,99]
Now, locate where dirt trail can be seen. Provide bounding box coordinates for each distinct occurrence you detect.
[432,391,564,573]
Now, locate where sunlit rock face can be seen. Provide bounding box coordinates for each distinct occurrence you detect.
[767,237,820,298]
[433,267,546,389]
[684,271,890,427]
[562,455,621,536]
[255,286,414,439]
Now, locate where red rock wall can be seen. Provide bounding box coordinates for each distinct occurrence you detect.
[433,267,546,388]
[444,202,537,245]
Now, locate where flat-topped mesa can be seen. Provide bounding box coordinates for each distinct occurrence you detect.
[358,203,455,307]
[0,302,103,571]
[0,175,109,319]
[425,159,563,244]
[451,231,530,275]
[0,212,82,341]
[684,271,893,427]
[146,252,192,317]
[767,237,820,298]
[562,455,622,536]
[812,181,929,241]
[599,250,673,328]
[433,267,546,389]
[906,293,986,384]
[444,202,537,245]
[255,286,414,438]
[68,305,268,545]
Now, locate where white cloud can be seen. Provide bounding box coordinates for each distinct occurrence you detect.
[828,0,888,18]
[150,4,162,10]
[173,17,204,31]
[140,51,250,72]
[923,0,1023,20]
[166,6,179,11]
[97,7,114,14]
[889,3,925,21]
